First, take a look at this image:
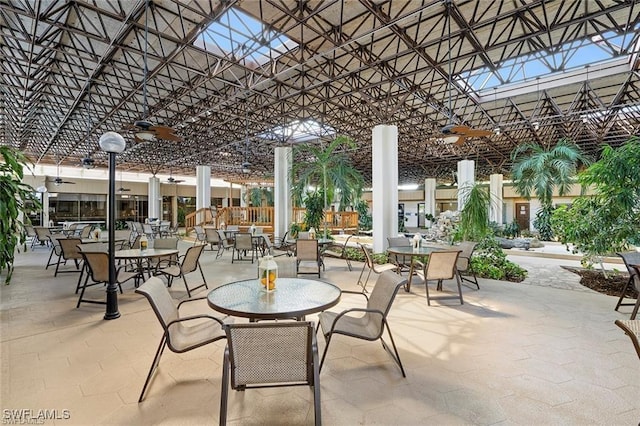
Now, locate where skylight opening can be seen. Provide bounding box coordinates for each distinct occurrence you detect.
[260,119,336,143]
[194,7,297,67]
[459,26,639,93]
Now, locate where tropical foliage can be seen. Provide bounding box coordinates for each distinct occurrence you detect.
[249,187,273,207]
[551,139,640,267]
[355,199,372,231]
[1,146,41,284]
[302,191,324,232]
[456,182,492,242]
[470,235,528,282]
[291,135,364,212]
[510,138,591,240]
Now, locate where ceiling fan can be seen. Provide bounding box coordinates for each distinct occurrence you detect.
[127,0,182,143]
[167,176,185,184]
[439,0,492,146]
[48,156,75,186]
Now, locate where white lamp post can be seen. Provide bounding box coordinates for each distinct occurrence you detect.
[99,131,126,320]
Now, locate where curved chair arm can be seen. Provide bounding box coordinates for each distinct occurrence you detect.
[166,314,225,328]
[154,258,181,272]
[326,307,385,333]
[177,296,208,309]
[340,289,370,301]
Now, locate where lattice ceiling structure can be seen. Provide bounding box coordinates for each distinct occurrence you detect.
[2,0,639,185]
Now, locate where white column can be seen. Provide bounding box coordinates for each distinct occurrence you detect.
[372,125,398,253]
[457,159,475,211]
[489,174,504,225]
[148,176,161,220]
[240,185,247,208]
[424,178,436,219]
[196,165,211,224]
[41,192,50,226]
[274,147,292,240]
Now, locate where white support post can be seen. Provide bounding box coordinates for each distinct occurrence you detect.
[489,173,504,225]
[372,125,398,253]
[424,178,436,219]
[274,147,292,240]
[196,165,211,224]
[457,159,475,211]
[148,176,161,221]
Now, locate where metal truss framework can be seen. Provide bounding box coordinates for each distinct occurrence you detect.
[1,0,639,185]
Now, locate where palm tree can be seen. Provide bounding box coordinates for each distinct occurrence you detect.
[291,135,364,237]
[510,138,591,239]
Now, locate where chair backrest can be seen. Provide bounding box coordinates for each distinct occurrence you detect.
[130,234,142,249]
[205,228,219,244]
[617,252,640,279]
[254,226,264,235]
[181,244,205,274]
[153,237,178,250]
[224,321,316,388]
[235,233,253,250]
[81,251,110,283]
[332,234,353,257]
[135,277,179,333]
[142,223,154,234]
[359,243,373,268]
[297,231,310,240]
[79,225,93,238]
[35,226,52,240]
[25,225,36,237]
[297,239,319,261]
[227,225,239,231]
[217,229,232,248]
[77,242,109,253]
[456,241,477,270]
[424,250,461,280]
[387,236,411,247]
[274,256,297,277]
[48,235,63,255]
[365,271,407,337]
[58,238,83,260]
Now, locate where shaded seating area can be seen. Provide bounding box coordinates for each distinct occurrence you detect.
[220,321,321,426]
[318,271,407,377]
[135,277,227,402]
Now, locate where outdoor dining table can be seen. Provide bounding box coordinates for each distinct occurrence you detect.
[207,277,341,321]
[114,248,179,285]
[387,245,448,291]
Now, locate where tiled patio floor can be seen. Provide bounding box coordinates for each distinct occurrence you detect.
[1,241,638,425]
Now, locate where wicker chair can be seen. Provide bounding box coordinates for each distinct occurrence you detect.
[295,239,321,277]
[322,234,354,271]
[154,244,208,297]
[135,277,226,402]
[357,243,397,293]
[614,319,640,360]
[220,322,321,426]
[615,252,640,319]
[416,250,464,305]
[317,271,407,377]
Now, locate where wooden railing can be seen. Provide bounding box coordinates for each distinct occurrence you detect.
[186,206,358,234]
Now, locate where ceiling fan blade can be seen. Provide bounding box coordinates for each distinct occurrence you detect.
[449,125,472,134]
[454,136,465,145]
[152,125,183,141]
[465,129,493,137]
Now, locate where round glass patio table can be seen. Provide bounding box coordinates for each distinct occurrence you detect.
[207,277,341,321]
[387,245,447,292]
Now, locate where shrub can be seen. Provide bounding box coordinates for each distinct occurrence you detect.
[470,235,528,282]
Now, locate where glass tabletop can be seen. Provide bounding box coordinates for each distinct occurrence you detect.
[207,277,341,320]
[387,246,448,256]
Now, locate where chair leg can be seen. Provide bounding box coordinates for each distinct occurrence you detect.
[425,279,431,306]
[219,347,230,426]
[455,273,464,305]
[318,333,332,373]
[139,335,168,403]
[615,277,634,311]
[76,274,91,308]
[311,340,322,426]
[631,297,640,320]
[380,321,406,377]
[184,263,208,297]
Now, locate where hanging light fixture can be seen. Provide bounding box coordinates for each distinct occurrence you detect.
[135,0,156,142]
[242,109,251,174]
[441,1,461,145]
[82,81,96,169]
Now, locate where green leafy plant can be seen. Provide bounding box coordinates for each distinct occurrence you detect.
[510,138,591,240]
[470,235,528,282]
[355,199,372,231]
[1,146,42,284]
[302,191,324,232]
[503,221,520,239]
[551,139,640,271]
[533,206,554,241]
[291,135,364,237]
[289,222,302,238]
[456,182,492,242]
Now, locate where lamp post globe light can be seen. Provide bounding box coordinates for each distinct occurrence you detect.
[99,132,126,320]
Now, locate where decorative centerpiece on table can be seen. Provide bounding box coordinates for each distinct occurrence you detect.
[258,255,278,291]
[412,233,421,251]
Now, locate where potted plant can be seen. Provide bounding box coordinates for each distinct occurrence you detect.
[1,146,42,284]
